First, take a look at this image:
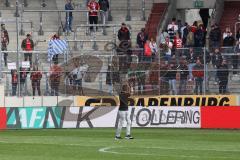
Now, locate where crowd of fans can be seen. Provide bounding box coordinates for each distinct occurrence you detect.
[2,1,240,96]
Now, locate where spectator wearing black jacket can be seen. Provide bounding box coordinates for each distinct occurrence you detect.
[178,59,189,95]
[19,67,29,96]
[185,47,198,81]
[99,0,109,24]
[199,9,210,29]
[166,59,177,95]
[194,24,205,48]
[217,59,229,94]
[223,31,235,52]
[209,24,221,50]
[118,23,130,42]
[137,28,148,48]
[211,48,223,83]
[233,41,240,75]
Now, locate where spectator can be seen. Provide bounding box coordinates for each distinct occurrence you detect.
[166,59,177,95]
[190,21,198,33]
[50,62,63,96]
[98,0,109,24]
[30,65,42,96]
[127,64,137,93]
[136,64,146,94]
[149,37,158,61]
[1,23,9,67]
[137,28,148,48]
[173,33,183,61]
[87,0,100,31]
[162,36,173,62]
[186,29,195,47]
[199,9,210,29]
[181,22,189,46]
[71,63,88,95]
[217,59,229,94]
[51,34,60,64]
[209,24,221,50]
[21,34,34,67]
[19,67,29,96]
[11,69,18,96]
[167,18,178,33]
[65,0,74,32]
[223,26,232,40]
[233,41,240,75]
[177,19,183,37]
[223,31,235,52]
[185,47,197,81]
[178,58,189,95]
[194,24,205,48]
[168,27,175,43]
[159,29,169,45]
[118,23,130,42]
[144,40,152,62]
[236,28,240,41]
[211,48,223,83]
[192,59,204,95]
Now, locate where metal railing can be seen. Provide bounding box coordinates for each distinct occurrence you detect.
[1,46,240,96]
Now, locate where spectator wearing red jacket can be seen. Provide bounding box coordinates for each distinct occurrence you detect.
[87,0,100,31]
[144,40,152,62]
[192,58,204,95]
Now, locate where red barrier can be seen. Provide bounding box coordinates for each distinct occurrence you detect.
[0,108,7,130]
[201,107,240,129]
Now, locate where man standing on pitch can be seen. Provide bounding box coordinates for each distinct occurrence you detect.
[115,83,134,140]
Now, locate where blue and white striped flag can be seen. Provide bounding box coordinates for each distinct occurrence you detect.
[48,39,68,61]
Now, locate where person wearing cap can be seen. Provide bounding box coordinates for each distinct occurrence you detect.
[21,34,34,67]
[1,23,9,67]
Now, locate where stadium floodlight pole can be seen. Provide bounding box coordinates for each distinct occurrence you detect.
[14,0,20,17]
[5,0,10,7]
[108,0,112,21]
[126,0,131,21]
[19,2,25,35]
[141,0,146,21]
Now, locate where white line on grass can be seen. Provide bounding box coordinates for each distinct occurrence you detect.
[98,146,240,159]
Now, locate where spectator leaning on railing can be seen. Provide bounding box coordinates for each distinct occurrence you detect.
[11,69,18,96]
[30,65,42,96]
[49,61,63,96]
[192,58,204,95]
[217,59,229,94]
[178,58,189,95]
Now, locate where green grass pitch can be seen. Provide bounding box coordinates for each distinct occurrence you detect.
[0,128,240,160]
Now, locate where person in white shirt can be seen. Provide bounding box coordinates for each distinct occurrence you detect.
[149,37,158,61]
[167,18,178,33]
[71,64,88,95]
